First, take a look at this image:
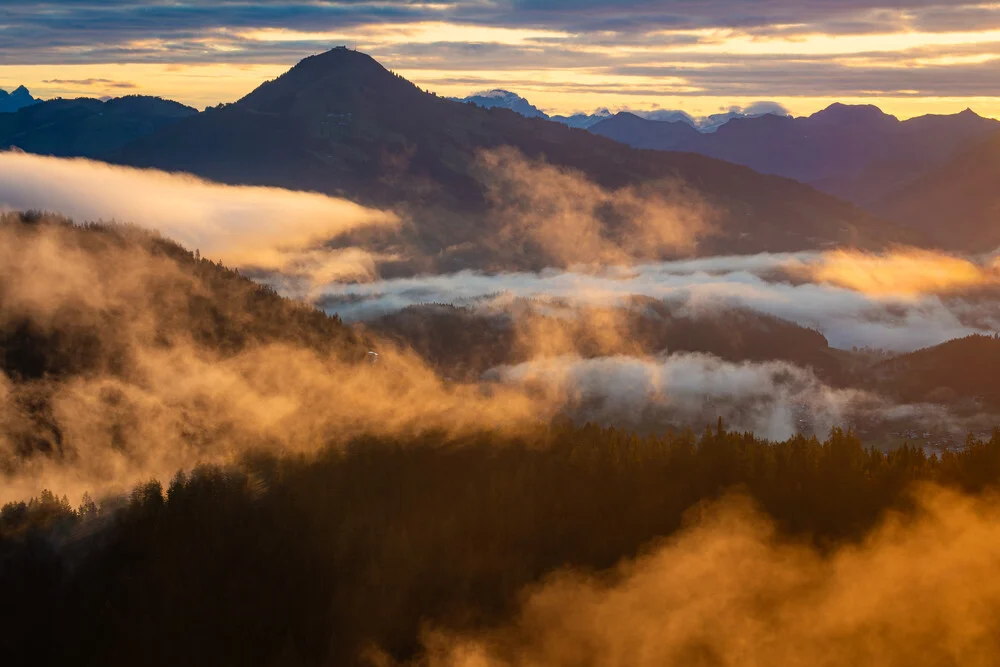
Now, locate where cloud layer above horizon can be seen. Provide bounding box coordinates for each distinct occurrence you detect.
[5,1,1000,118]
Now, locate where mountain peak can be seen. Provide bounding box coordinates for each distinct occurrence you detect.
[289,46,382,72]
[810,102,897,125]
[0,84,37,112]
[457,89,548,119]
[235,47,418,116]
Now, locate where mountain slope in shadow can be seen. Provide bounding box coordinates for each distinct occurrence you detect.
[590,105,1000,209]
[110,48,918,266]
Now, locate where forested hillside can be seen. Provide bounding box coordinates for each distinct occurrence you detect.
[0,211,366,381]
[0,96,197,157]
[875,334,1000,407]
[3,423,1000,666]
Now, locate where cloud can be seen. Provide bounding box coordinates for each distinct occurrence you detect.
[2,215,992,503]
[6,1,1000,115]
[0,217,555,503]
[741,100,789,116]
[42,78,137,89]
[0,1,962,47]
[318,250,1000,351]
[0,151,399,287]
[789,247,999,296]
[407,485,1000,667]
[476,147,715,267]
[490,353,875,440]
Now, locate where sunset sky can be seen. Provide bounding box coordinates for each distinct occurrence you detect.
[5,1,1000,119]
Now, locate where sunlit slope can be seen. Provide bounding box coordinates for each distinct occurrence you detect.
[0,212,368,384]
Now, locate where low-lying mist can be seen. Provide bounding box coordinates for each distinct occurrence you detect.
[0,151,399,285]
[3,151,999,503]
[322,250,1000,352]
[0,218,550,502]
[491,353,875,441]
[477,147,716,266]
[406,485,1000,667]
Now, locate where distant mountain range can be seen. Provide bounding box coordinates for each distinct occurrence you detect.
[589,105,1000,211]
[549,108,614,129]
[452,91,620,128]
[454,89,787,131]
[453,89,1000,245]
[0,48,936,269]
[0,86,38,113]
[455,90,548,119]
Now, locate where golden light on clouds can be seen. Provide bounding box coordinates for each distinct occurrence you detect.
[0,63,288,109]
[675,27,1000,57]
[7,11,1000,118]
[239,22,567,46]
[789,248,999,297]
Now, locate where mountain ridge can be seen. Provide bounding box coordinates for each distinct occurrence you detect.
[109,48,919,268]
[589,103,1000,209]
[0,95,197,157]
[872,129,1000,250]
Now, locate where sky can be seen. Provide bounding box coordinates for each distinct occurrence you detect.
[4,1,1000,119]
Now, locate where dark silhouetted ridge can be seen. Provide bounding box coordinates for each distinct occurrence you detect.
[588,101,1000,209]
[0,95,196,157]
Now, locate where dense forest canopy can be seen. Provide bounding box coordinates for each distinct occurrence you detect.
[4,424,1000,666]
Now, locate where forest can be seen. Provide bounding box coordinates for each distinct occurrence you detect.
[4,422,1000,666]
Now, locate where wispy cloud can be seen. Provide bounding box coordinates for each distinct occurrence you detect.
[42,78,137,88]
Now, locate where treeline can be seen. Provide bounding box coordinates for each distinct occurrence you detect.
[3,422,1000,666]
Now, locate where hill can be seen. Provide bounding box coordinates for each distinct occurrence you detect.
[0,95,197,157]
[872,131,1000,250]
[590,105,1000,208]
[368,299,846,383]
[873,334,1000,407]
[0,212,367,382]
[0,211,373,501]
[109,48,916,264]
